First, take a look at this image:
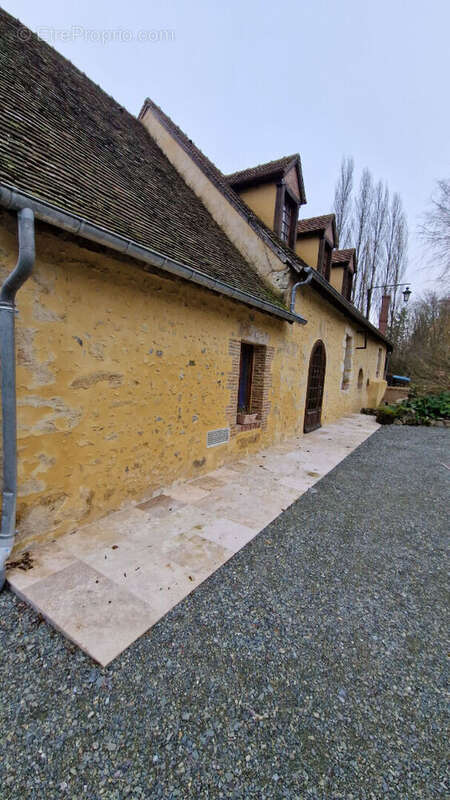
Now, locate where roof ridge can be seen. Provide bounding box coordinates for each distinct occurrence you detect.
[332,248,357,268]
[297,214,337,241]
[298,213,335,226]
[225,154,299,183]
[332,247,356,257]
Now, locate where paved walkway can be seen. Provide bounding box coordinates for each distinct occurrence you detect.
[7,414,378,664]
[0,426,447,798]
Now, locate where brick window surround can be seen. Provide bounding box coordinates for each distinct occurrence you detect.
[226,339,274,435]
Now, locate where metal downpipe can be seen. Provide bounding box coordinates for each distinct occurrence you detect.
[290,267,313,314]
[0,208,35,589]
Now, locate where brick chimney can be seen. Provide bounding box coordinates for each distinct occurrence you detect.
[379,294,391,335]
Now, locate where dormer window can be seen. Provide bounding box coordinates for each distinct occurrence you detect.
[330,249,357,302]
[296,214,338,275]
[224,154,305,249]
[321,241,332,281]
[342,268,353,301]
[276,188,298,248]
[280,195,294,243]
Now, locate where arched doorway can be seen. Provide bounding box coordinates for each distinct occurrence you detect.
[304,340,326,433]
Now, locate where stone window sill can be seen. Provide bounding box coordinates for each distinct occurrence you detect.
[235,421,261,432]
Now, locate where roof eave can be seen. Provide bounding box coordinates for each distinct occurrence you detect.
[300,266,393,350]
[0,184,306,326]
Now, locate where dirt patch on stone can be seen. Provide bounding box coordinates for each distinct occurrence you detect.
[6,550,34,572]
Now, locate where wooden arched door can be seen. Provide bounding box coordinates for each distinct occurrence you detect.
[304,340,326,433]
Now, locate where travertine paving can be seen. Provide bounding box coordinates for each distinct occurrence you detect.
[7,414,379,664]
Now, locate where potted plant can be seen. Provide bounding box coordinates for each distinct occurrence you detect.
[237,406,258,425]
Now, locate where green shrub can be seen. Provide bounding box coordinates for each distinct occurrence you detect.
[376,405,405,425]
[376,391,450,426]
[402,391,450,421]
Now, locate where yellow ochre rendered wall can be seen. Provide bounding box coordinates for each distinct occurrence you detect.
[295,235,320,268]
[330,266,344,293]
[0,213,386,549]
[237,184,278,231]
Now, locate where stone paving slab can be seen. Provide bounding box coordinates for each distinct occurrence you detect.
[6,413,379,664]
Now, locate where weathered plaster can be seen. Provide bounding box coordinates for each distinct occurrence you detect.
[330,266,344,293]
[295,233,320,268]
[237,183,277,231]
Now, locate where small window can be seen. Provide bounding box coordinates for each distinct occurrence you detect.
[342,268,353,301]
[376,347,382,378]
[280,198,294,244]
[321,242,332,281]
[357,368,364,389]
[341,335,352,390]
[238,343,254,413]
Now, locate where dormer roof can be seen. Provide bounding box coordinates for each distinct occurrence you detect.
[297,214,338,250]
[225,154,306,203]
[332,248,357,272]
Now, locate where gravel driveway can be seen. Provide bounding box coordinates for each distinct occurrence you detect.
[0,426,448,798]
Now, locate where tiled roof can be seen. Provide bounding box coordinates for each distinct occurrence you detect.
[0,10,285,311]
[332,248,357,268]
[297,214,335,235]
[225,155,298,186]
[138,102,391,347]
[139,99,309,263]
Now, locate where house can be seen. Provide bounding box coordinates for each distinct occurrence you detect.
[0,10,390,565]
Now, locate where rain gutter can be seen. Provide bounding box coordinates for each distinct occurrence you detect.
[0,186,307,326]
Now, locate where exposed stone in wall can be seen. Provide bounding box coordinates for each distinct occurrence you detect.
[18,395,83,434]
[70,372,123,389]
[269,266,291,292]
[16,327,55,387]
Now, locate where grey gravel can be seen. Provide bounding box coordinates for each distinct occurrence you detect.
[0,426,448,798]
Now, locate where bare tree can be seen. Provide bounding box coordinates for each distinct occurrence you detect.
[332,159,409,320]
[387,205,408,327]
[352,169,373,312]
[418,178,450,281]
[365,180,389,318]
[333,156,354,247]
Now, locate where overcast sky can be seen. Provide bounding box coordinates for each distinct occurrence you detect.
[4,0,450,295]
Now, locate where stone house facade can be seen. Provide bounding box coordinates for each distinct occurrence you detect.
[0,10,389,552]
